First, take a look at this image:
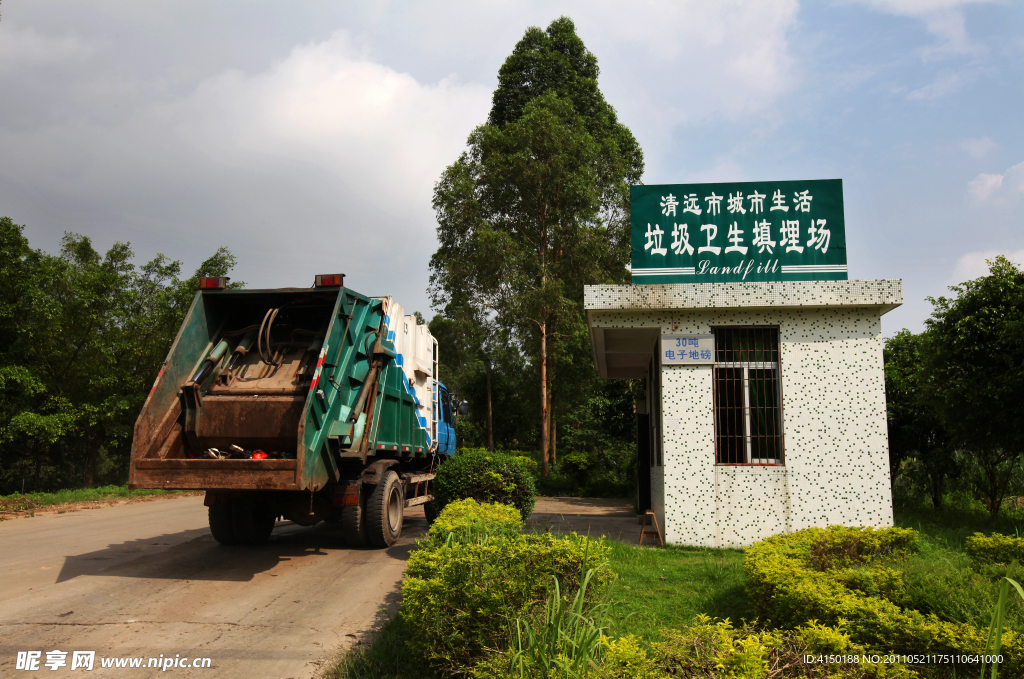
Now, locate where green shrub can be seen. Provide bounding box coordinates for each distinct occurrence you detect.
[901,554,1024,632]
[401,532,611,675]
[598,616,915,679]
[512,455,538,476]
[966,532,1024,565]
[434,448,536,520]
[422,498,523,548]
[831,565,907,605]
[600,635,663,679]
[806,524,917,571]
[535,470,577,497]
[532,445,636,499]
[745,525,1024,675]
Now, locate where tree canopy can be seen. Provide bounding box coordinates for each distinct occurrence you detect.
[0,216,238,493]
[922,255,1024,516]
[430,17,642,475]
[886,255,1024,517]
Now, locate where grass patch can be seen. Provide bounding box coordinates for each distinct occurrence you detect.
[0,485,188,513]
[602,540,750,641]
[330,613,437,679]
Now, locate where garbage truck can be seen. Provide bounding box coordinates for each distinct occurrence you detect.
[128,274,462,548]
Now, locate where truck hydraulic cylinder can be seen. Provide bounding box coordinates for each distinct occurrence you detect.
[224,329,258,372]
[190,339,231,383]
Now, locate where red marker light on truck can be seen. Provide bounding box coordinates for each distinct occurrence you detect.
[314,273,344,287]
[199,276,229,289]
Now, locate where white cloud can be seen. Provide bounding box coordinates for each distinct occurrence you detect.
[580,0,801,124]
[174,33,489,210]
[951,248,1024,282]
[847,0,997,57]
[0,24,95,70]
[0,31,491,309]
[967,173,1004,202]
[959,135,997,158]
[967,161,1024,204]
[907,70,964,99]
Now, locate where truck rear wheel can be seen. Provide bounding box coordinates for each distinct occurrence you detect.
[342,486,369,548]
[209,503,237,545]
[367,470,404,548]
[231,493,275,545]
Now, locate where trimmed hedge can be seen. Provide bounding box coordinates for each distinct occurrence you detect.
[401,499,610,675]
[966,532,1024,565]
[745,525,1023,675]
[434,448,536,520]
[420,497,523,548]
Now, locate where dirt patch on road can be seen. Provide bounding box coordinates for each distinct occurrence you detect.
[0,492,204,521]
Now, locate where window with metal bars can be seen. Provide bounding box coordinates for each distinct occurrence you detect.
[712,327,783,465]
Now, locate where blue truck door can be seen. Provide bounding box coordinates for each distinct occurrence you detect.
[437,385,454,453]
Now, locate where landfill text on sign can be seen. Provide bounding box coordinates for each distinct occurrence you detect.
[631,180,847,284]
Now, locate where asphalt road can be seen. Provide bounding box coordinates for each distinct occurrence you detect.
[0,495,426,678]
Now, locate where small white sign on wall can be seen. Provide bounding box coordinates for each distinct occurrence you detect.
[661,334,715,365]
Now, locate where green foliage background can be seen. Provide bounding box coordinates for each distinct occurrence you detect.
[886,255,1024,518]
[0,216,237,494]
[432,448,537,519]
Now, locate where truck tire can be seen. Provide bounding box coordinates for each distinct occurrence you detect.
[342,486,369,548]
[209,504,237,545]
[423,499,439,524]
[367,470,404,548]
[231,493,275,545]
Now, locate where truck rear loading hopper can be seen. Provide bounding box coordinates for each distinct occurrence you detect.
[129,275,460,547]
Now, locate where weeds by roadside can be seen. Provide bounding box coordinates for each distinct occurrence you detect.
[330,615,437,679]
[0,484,193,514]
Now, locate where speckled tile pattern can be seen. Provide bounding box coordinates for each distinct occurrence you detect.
[584,279,902,311]
[585,280,898,548]
[651,465,665,542]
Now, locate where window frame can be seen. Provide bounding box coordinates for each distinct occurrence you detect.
[711,326,785,466]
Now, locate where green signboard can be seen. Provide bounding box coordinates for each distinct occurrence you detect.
[631,179,847,283]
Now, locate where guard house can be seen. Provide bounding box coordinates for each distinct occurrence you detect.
[587,180,901,548]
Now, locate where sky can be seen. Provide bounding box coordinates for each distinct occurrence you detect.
[0,0,1021,335]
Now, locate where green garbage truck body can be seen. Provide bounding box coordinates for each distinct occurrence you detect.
[128,277,458,547]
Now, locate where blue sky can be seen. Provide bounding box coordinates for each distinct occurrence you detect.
[0,1,1020,334]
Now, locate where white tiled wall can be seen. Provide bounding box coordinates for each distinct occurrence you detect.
[621,305,893,548]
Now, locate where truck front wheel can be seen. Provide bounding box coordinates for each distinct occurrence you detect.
[423,499,439,524]
[367,470,404,548]
[342,486,369,548]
